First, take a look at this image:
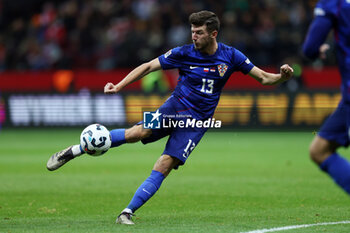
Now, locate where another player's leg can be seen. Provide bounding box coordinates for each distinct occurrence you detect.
[309,101,350,194]
[309,136,350,194]
[47,125,151,171]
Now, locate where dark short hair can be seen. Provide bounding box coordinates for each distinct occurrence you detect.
[189,11,220,33]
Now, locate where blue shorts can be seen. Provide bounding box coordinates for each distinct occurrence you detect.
[140,96,208,167]
[318,100,350,147]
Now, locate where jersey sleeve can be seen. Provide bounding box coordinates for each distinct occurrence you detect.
[314,0,338,18]
[302,0,336,59]
[158,46,184,70]
[302,16,333,59]
[232,49,254,74]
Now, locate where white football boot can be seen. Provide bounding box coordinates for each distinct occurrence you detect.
[46,146,75,171]
[116,209,135,225]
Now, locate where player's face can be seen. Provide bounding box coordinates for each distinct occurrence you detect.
[191,25,213,51]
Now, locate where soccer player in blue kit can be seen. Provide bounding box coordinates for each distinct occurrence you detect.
[47,11,294,224]
[303,0,350,195]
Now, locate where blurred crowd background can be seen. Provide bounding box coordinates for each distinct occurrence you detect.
[0,0,334,71]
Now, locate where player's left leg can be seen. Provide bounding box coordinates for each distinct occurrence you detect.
[116,154,180,225]
[117,126,207,224]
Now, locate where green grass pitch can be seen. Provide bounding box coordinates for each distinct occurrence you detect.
[1,129,350,233]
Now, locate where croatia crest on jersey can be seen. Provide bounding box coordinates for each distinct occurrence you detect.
[217,63,228,77]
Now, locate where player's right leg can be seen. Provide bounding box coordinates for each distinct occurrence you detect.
[46,145,82,171]
[46,125,151,171]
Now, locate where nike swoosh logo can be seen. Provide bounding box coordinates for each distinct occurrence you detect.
[142,188,152,195]
[190,66,198,69]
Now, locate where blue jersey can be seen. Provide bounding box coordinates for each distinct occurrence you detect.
[158,43,254,119]
[303,0,350,102]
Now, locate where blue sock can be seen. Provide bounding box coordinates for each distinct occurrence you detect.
[320,153,350,194]
[110,129,126,147]
[127,170,165,212]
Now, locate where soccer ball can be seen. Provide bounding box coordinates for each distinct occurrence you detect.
[80,124,112,156]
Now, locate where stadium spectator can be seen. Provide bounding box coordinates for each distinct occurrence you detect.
[0,0,316,70]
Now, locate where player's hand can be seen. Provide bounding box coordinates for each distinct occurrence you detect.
[104,82,119,94]
[280,64,294,81]
[319,43,330,59]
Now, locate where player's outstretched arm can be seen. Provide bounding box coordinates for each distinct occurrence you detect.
[104,58,162,94]
[248,65,294,85]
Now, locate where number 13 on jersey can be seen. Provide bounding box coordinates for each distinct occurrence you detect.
[183,139,196,158]
[200,78,214,94]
